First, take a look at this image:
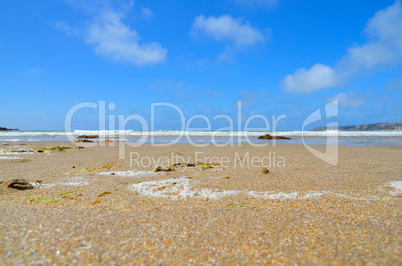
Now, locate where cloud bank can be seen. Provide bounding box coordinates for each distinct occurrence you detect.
[282,1,402,93]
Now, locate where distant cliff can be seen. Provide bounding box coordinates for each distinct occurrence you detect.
[0,127,19,131]
[312,122,402,131]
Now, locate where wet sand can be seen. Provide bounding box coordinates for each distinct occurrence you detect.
[0,142,401,264]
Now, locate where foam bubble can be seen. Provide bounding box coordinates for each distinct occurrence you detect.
[387,181,402,196]
[131,177,238,200]
[41,184,56,188]
[99,171,158,177]
[0,156,23,159]
[301,192,326,199]
[29,182,41,188]
[0,150,35,155]
[61,182,89,186]
[248,190,377,201]
[249,191,298,200]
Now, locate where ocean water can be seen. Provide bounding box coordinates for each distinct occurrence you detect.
[0,130,401,146]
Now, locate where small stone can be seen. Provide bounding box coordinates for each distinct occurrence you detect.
[153,166,174,172]
[3,179,34,190]
[153,166,163,172]
[258,167,270,174]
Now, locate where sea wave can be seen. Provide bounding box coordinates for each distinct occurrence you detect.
[1,129,402,138]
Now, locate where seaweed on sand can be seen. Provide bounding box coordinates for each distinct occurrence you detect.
[29,196,58,203]
[57,190,84,197]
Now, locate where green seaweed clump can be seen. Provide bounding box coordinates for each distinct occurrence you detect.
[57,146,71,151]
[57,190,84,197]
[29,196,57,203]
[1,149,15,153]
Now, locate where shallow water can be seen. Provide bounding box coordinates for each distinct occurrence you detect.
[1,130,401,146]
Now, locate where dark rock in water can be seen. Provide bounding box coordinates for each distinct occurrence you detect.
[258,134,273,140]
[258,134,291,140]
[2,179,34,190]
[274,136,291,140]
[77,135,99,139]
[74,139,94,143]
[0,127,19,131]
[78,146,85,149]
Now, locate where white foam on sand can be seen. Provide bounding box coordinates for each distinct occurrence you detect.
[29,182,41,188]
[331,193,380,201]
[99,171,158,177]
[248,190,378,201]
[131,177,238,200]
[61,182,89,186]
[248,191,299,200]
[0,156,23,159]
[68,176,87,180]
[387,181,402,196]
[40,184,56,188]
[0,150,35,155]
[301,192,326,199]
[41,182,89,187]
[131,181,384,201]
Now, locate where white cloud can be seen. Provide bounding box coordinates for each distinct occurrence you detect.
[86,9,167,65]
[60,1,166,66]
[327,92,365,108]
[141,7,153,19]
[233,0,278,8]
[282,1,402,93]
[191,15,264,47]
[343,0,402,70]
[282,63,338,93]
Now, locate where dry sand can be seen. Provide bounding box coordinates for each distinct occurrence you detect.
[0,141,401,264]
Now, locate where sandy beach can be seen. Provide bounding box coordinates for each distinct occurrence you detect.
[0,141,400,264]
[3,0,402,264]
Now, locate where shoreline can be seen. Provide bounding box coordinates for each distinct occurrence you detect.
[1,135,402,147]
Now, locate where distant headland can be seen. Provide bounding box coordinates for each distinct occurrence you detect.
[0,127,19,131]
[312,122,402,131]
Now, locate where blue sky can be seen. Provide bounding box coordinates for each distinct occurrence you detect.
[0,0,401,130]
